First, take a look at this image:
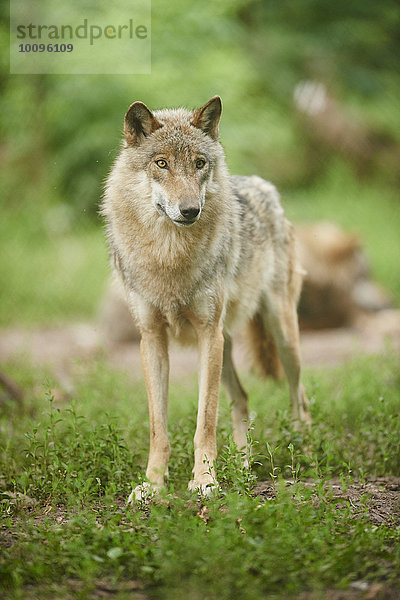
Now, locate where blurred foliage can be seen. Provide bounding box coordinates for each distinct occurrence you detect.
[1,0,399,219]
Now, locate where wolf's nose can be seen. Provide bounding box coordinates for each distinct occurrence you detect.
[180,206,200,220]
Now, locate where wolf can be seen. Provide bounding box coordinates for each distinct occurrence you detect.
[101,96,310,501]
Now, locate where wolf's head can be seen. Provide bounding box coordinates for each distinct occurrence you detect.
[122,96,223,227]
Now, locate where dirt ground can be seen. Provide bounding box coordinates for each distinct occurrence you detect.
[255,476,400,528]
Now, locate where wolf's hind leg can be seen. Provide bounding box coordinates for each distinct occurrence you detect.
[261,295,311,427]
[222,335,249,463]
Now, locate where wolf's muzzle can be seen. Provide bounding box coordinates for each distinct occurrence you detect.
[179,205,200,221]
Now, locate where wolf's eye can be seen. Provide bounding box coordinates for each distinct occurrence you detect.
[155,159,168,169]
[195,159,206,170]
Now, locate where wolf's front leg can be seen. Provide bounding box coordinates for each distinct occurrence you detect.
[128,323,170,503]
[188,323,224,495]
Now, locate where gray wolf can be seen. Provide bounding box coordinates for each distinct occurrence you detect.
[101,96,310,500]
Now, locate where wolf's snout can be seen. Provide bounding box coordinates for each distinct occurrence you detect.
[179,205,200,221]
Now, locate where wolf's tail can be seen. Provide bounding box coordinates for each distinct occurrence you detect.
[244,313,283,380]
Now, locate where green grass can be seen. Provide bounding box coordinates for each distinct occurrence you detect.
[1,352,399,599]
[0,205,109,327]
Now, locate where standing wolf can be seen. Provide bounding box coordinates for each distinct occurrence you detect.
[102,96,310,500]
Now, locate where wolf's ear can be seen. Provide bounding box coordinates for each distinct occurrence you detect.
[192,96,222,140]
[124,102,162,146]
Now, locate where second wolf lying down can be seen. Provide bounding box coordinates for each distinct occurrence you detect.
[101,95,310,500]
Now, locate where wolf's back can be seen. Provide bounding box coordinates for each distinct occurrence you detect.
[230,175,284,222]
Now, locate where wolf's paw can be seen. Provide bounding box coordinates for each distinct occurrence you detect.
[127,482,157,505]
[293,412,312,432]
[188,477,219,497]
[295,387,312,431]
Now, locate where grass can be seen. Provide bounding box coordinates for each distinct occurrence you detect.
[1,352,399,599]
[0,204,109,327]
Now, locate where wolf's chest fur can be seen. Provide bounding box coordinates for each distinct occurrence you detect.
[112,203,232,312]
